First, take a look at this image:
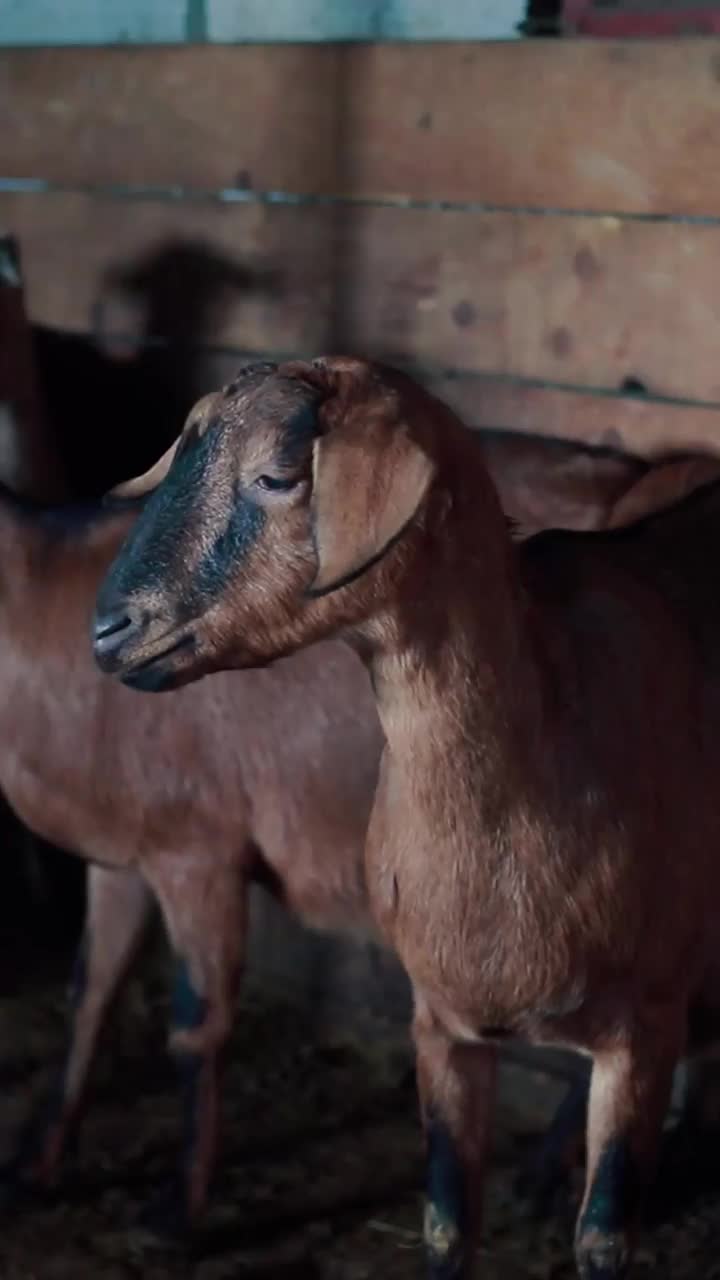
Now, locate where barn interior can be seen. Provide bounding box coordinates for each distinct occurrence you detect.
[2,4,720,1276]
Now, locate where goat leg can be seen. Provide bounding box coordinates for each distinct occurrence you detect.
[3,865,151,1197]
[515,1073,588,1217]
[523,1053,720,1227]
[649,1053,720,1223]
[414,1001,496,1279]
[142,853,245,1235]
[574,1015,684,1279]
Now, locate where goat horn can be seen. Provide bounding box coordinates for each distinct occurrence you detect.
[109,437,180,500]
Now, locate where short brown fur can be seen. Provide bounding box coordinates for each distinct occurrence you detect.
[4,393,699,1228]
[0,490,382,1224]
[95,357,720,1276]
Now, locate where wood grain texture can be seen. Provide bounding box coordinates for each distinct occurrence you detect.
[3,42,720,214]
[6,190,720,403]
[51,342,720,463]
[0,47,342,195]
[428,378,720,458]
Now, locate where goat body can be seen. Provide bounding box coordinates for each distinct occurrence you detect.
[359,388,720,1279]
[0,491,381,1224]
[3,417,704,1230]
[91,357,720,1277]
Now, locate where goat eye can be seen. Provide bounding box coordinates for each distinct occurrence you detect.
[255,474,299,493]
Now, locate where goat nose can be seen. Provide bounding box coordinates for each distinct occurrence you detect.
[92,608,137,659]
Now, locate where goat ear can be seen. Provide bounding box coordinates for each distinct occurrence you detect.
[309,422,434,596]
[108,437,180,501]
[608,456,720,528]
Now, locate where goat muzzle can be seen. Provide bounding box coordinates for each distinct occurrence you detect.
[92,608,142,670]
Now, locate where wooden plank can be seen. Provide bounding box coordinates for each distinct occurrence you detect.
[3,42,720,215]
[195,350,720,458]
[6,190,720,403]
[111,349,720,463]
[0,48,343,195]
[429,379,720,458]
[0,0,524,46]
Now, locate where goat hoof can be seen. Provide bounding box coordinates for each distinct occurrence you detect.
[138,1177,193,1241]
[425,1261,468,1280]
[575,1235,629,1279]
[425,1258,470,1279]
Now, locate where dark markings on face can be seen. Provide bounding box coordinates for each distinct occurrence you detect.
[99,406,270,632]
[577,1137,639,1241]
[194,481,266,599]
[98,424,224,613]
[96,359,285,639]
[277,399,321,469]
[99,360,324,638]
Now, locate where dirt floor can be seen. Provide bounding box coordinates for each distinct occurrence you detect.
[0,929,719,1279]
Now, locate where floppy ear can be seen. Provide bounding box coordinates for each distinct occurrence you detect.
[309,421,434,595]
[608,456,720,528]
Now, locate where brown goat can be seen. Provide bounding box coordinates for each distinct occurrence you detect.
[94,357,720,1279]
[0,411,703,1232]
[0,484,383,1229]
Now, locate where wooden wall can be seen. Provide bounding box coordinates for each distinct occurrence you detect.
[4,38,720,1050]
[4,39,720,459]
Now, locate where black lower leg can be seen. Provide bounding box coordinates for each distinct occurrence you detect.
[143,956,208,1236]
[576,1139,639,1279]
[7,933,89,1187]
[577,1025,681,1279]
[516,1074,588,1214]
[651,1059,720,1222]
[424,1107,470,1279]
[172,955,208,1169]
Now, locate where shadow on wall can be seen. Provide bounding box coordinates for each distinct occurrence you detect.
[33,238,281,498]
[0,238,280,943]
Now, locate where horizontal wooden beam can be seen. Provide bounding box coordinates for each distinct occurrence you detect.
[3,42,720,215]
[148,351,720,460]
[429,377,720,458]
[6,189,720,404]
